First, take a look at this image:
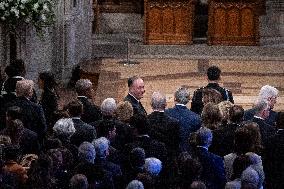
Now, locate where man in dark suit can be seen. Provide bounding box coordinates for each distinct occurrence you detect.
[251,100,276,147]
[194,127,226,189]
[75,79,102,124]
[8,80,46,141]
[124,76,147,116]
[264,112,284,189]
[165,86,201,152]
[125,114,167,164]
[67,100,97,147]
[191,65,234,115]
[244,85,279,126]
[147,92,180,157]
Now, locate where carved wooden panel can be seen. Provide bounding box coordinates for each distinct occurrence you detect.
[145,0,195,45]
[208,1,259,46]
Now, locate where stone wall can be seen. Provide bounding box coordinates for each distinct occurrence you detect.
[0,0,94,83]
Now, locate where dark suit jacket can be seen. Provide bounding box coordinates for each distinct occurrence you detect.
[147,111,180,157]
[70,118,97,146]
[244,108,278,126]
[209,123,240,157]
[252,117,276,147]
[191,83,234,115]
[124,94,147,116]
[263,129,284,189]
[195,147,226,189]
[8,96,47,138]
[74,161,114,189]
[78,96,102,124]
[125,135,167,163]
[165,105,201,152]
[91,116,132,150]
[95,157,123,187]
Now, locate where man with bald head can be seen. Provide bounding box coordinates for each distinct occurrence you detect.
[147,92,180,157]
[124,76,147,116]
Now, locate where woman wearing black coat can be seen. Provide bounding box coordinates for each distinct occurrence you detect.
[38,72,58,131]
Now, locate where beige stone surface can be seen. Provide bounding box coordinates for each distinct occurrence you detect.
[82,58,284,113]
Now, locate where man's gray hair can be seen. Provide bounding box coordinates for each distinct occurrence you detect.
[257,85,278,101]
[16,80,34,97]
[126,180,144,189]
[101,98,117,116]
[174,85,190,105]
[53,118,76,138]
[75,79,92,94]
[144,157,162,176]
[253,100,269,114]
[151,92,166,110]
[92,137,109,158]
[78,142,96,163]
[196,127,213,147]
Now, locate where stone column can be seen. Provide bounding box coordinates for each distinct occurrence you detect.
[260,0,284,45]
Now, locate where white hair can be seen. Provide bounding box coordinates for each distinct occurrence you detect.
[53,118,76,138]
[257,85,278,101]
[151,92,166,110]
[92,137,109,158]
[196,127,213,147]
[75,79,92,93]
[126,180,144,189]
[174,86,190,105]
[16,79,34,97]
[253,100,269,114]
[144,157,162,176]
[78,142,96,163]
[100,98,117,116]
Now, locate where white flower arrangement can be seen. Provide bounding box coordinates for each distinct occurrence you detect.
[0,0,55,34]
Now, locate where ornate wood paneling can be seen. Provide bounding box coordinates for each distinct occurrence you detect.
[145,0,195,45]
[208,0,260,46]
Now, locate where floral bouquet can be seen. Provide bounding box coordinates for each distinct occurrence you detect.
[0,0,55,34]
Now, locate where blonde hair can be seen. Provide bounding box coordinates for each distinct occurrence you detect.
[16,79,34,97]
[115,101,133,122]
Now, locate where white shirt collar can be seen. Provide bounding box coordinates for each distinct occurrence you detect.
[197,146,209,151]
[176,103,187,107]
[129,93,139,102]
[12,76,24,79]
[153,110,165,112]
[72,117,81,120]
[78,96,88,99]
[254,115,265,120]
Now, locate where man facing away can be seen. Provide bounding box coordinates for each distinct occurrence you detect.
[191,65,234,115]
[124,76,147,116]
[165,85,201,152]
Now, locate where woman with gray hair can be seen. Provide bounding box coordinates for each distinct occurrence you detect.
[53,118,76,139]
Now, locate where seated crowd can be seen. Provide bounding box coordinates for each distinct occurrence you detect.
[0,61,283,189]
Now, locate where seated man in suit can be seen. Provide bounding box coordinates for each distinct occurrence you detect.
[75,79,102,123]
[194,127,226,189]
[244,85,279,126]
[191,65,234,115]
[165,85,201,152]
[124,76,147,116]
